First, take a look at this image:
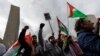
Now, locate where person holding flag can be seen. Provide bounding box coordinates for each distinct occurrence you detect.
[3,26,35,56]
[38,23,64,56]
[57,17,69,50]
[16,26,33,56]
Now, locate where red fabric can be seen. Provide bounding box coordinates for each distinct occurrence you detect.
[13,41,20,48]
[69,38,84,56]
[61,34,65,41]
[13,34,33,48]
[25,34,33,47]
[67,2,74,17]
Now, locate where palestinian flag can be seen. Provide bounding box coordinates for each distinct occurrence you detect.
[3,34,33,56]
[3,40,20,56]
[57,17,69,35]
[67,2,87,19]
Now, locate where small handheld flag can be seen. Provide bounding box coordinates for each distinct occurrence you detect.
[57,17,69,35]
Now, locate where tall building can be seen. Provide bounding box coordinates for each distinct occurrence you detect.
[3,5,20,49]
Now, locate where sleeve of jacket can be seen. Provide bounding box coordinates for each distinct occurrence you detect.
[38,28,44,48]
[83,34,100,53]
[18,28,27,45]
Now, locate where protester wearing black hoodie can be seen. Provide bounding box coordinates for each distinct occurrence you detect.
[16,26,32,56]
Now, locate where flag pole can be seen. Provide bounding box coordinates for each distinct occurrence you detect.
[44,13,54,36]
[48,20,54,35]
[67,2,70,35]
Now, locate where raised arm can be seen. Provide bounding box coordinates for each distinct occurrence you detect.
[18,26,29,44]
[38,23,45,47]
[17,26,29,56]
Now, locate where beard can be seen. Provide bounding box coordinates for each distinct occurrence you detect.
[85,26,94,32]
[32,41,37,46]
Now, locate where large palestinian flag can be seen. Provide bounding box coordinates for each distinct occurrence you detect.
[3,34,33,56]
[67,2,87,19]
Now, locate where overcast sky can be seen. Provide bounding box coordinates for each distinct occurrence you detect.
[0,0,100,39]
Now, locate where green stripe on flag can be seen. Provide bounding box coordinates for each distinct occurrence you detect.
[67,2,87,19]
[72,10,87,18]
[57,17,69,35]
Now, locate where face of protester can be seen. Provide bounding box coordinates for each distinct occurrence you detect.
[49,37,56,45]
[32,36,37,44]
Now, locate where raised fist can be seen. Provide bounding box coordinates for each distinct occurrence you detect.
[24,26,29,29]
[40,23,45,29]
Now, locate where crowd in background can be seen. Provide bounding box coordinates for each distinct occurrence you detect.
[0,17,100,56]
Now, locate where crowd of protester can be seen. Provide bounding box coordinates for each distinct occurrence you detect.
[0,17,100,56]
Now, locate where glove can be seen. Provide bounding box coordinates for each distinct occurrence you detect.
[24,26,29,29]
[40,23,45,29]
